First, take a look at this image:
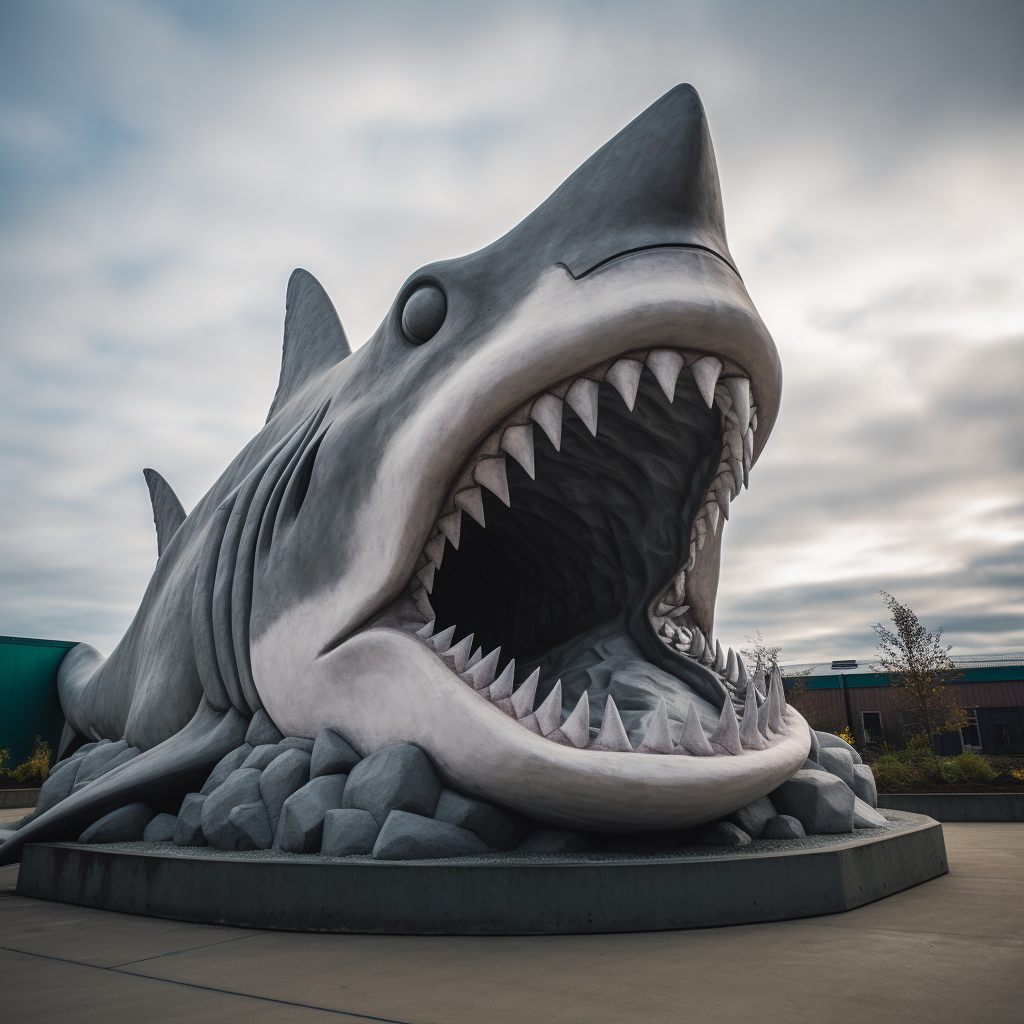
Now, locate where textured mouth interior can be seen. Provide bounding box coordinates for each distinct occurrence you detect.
[429,371,722,673]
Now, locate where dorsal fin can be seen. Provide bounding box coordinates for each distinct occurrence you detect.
[143,468,187,557]
[267,269,351,422]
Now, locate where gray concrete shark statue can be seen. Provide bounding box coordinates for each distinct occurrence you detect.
[0,84,811,864]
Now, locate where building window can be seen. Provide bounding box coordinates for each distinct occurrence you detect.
[961,709,981,751]
[861,711,883,744]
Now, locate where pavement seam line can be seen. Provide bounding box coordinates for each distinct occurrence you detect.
[0,945,413,1023]
[109,931,263,968]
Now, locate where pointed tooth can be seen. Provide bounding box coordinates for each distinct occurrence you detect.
[465,647,500,689]
[713,640,727,673]
[690,356,723,408]
[591,695,633,752]
[415,619,436,639]
[736,656,749,691]
[564,378,600,436]
[646,349,685,403]
[454,487,486,527]
[751,412,758,432]
[769,665,785,732]
[710,699,743,755]
[438,511,462,549]
[412,588,434,622]
[751,666,767,702]
[416,563,435,593]
[534,680,563,736]
[684,542,696,571]
[500,424,535,479]
[511,668,539,719]
[740,683,769,750]
[442,634,474,673]
[700,634,716,666]
[466,646,483,669]
[430,624,456,651]
[729,458,744,496]
[487,659,515,701]
[668,605,689,618]
[605,358,643,411]
[723,377,751,431]
[474,458,510,506]
[560,690,590,747]
[688,630,706,660]
[424,534,445,568]
[705,501,720,535]
[656,600,674,616]
[726,647,739,684]
[695,516,707,550]
[530,394,563,451]
[677,704,714,756]
[638,698,673,753]
[672,569,686,603]
[715,487,731,521]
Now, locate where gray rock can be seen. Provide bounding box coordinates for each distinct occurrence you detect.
[802,759,824,772]
[72,738,129,791]
[342,744,441,826]
[433,788,528,849]
[853,763,878,807]
[79,802,152,844]
[200,744,253,795]
[854,797,888,829]
[260,748,312,834]
[321,808,380,856]
[696,821,751,846]
[727,796,776,839]
[202,768,264,850]
[173,793,208,847]
[143,813,178,842]
[241,744,283,771]
[228,800,274,849]
[279,736,315,753]
[49,745,93,776]
[310,728,361,779]
[275,775,348,853]
[808,728,820,763]
[33,758,81,817]
[815,730,862,764]
[762,814,806,839]
[246,710,284,747]
[517,828,596,854]
[816,747,856,791]
[771,770,856,835]
[372,810,491,860]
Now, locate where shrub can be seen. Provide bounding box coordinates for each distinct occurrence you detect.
[836,727,857,748]
[5,737,52,786]
[939,752,997,785]
[871,753,919,788]
[1011,768,1024,782]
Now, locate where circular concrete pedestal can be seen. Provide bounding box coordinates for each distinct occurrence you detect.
[15,811,946,934]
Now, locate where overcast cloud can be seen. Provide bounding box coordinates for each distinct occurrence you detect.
[1,0,1022,663]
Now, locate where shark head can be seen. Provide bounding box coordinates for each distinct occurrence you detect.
[54,85,809,839]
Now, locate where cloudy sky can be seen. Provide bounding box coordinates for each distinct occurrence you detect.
[2,0,1022,664]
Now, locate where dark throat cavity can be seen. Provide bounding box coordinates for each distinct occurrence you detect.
[429,368,723,689]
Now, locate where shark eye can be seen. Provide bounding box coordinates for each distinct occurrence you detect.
[401,283,447,343]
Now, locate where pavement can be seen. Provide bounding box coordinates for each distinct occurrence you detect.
[0,819,1019,1024]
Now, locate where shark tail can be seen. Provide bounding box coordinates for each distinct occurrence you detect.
[0,699,248,865]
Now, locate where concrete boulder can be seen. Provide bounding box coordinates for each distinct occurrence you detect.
[72,739,129,792]
[275,775,348,853]
[816,747,856,791]
[762,814,806,839]
[202,768,264,850]
[815,730,862,764]
[143,813,178,842]
[259,748,312,834]
[433,789,528,849]
[228,801,274,849]
[321,808,380,856]
[33,758,82,817]
[372,810,491,860]
[79,802,152,844]
[854,797,888,829]
[201,744,253,795]
[727,796,776,839]
[280,736,315,753]
[246,710,284,748]
[310,729,362,779]
[342,744,441,826]
[696,821,751,846]
[173,793,208,846]
[517,828,596,854]
[770,770,856,834]
[241,744,283,771]
[853,763,878,807]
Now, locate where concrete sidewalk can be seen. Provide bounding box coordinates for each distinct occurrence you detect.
[1,823,1019,1023]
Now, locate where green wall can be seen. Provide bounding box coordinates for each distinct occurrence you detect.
[0,636,75,767]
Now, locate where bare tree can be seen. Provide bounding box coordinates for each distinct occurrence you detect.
[740,631,781,676]
[872,590,967,752]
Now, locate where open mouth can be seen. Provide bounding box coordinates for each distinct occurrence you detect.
[365,346,782,760]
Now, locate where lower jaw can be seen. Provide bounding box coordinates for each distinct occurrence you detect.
[263,628,812,832]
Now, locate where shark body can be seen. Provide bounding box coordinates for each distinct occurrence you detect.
[0,85,809,864]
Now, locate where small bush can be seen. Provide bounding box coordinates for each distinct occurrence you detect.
[836,727,857,748]
[1010,768,1024,782]
[4,737,52,786]
[871,753,919,788]
[939,752,997,785]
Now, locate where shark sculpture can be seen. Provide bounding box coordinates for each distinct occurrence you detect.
[0,84,811,864]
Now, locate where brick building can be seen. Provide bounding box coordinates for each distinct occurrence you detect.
[781,653,1024,754]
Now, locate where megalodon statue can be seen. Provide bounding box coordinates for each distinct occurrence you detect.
[1,84,811,864]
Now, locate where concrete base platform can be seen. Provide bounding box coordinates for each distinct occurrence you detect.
[876,792,1024,821]
[16,811,946,934]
